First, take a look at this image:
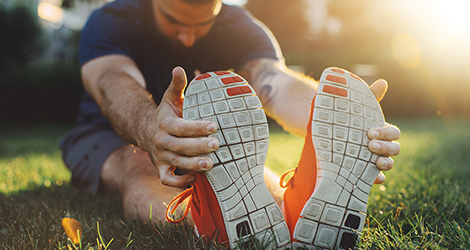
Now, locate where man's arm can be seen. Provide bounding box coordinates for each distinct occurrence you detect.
[238,58,400,183]
[81,55,219,187]
[238,59,316,137]
[82,55,154,145]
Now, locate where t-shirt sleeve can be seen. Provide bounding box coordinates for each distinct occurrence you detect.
[78,8,134,66]
[212,6,284,70]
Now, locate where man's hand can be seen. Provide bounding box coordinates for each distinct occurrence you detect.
[144,67,219,188]
[368,79,401,184]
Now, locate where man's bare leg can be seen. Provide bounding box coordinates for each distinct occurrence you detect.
[101,144,286,226]
[101,145,191,223]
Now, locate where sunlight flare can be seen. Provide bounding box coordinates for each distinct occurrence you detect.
[37,2,64,24]
[392,34,421,69]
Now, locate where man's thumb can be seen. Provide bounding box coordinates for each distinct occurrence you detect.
[168,66,188,100]
[370,79,388,102]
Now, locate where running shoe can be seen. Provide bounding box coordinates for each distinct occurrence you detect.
[281,67,385,249]
[166,71,292,249]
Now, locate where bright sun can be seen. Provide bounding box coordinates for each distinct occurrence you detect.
[430,0,470,37]
[390,0,470,68]
[397,0,470,36]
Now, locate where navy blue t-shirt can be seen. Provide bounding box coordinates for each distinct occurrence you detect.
[77,0,283,127]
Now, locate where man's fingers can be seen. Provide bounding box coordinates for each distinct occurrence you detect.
[369,79,388,102]
[160,118,217,137]
[374,157,393,185]
[163,136,219,156]
[158,165,195,188]
[369,140,400,157]
[368,125,401,141]
[376,156,394,171]
[374,171,386,184]
[158,150,214,172]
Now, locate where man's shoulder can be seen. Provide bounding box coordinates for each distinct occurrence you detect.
[217,4,252,23]
[79,0,150,66]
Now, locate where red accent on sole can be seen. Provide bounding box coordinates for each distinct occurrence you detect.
[195,73,212,80]
[221,76,244,85]
[326,75,347,85]
[226,86,253,96]
[215,71,231,76]
[331,68,345,74]
[323,85,348,97]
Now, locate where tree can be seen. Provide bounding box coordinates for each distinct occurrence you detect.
[0,4,43,71]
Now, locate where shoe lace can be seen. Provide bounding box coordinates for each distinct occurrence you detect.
[166,186,194,223]
[279,168,296,188]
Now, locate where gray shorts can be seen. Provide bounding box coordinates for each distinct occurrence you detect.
[59,124,127,193]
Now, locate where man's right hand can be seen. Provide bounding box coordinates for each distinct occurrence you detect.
[142,67,219,188]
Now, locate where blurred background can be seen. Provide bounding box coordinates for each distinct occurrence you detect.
[1,0,469,125]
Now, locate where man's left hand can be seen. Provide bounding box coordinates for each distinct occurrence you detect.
[368,79,401,184]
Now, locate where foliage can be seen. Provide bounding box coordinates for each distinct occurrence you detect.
[0,64,83,124]
[0,4,43,71]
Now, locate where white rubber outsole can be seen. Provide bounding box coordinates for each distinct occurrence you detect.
[292,68,385,249]
[183,71,291,249]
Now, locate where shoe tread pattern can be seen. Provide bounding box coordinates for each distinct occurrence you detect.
[184,71,291,249]
[293,67,385,249]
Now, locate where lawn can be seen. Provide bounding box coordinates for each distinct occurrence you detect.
[1,117,470,249]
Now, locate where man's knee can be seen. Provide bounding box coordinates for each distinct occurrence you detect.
[101,146,156,193]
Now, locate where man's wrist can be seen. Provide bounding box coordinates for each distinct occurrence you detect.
[130,105,159,153]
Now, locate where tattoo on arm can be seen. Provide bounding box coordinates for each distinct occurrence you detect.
[245,60,280,110]
[259,84,276,110]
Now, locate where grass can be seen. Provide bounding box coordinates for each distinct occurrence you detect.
[1,117,470,249]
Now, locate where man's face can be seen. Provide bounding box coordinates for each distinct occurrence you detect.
[153,0,221,49]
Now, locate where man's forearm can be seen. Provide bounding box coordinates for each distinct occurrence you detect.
[99,72,157,151]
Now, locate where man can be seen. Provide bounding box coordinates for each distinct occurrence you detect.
[60,0,400,248]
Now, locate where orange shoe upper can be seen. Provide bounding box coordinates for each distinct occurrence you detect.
[282,96,319,238]
[190,172,229,244]
[166,172,229,245]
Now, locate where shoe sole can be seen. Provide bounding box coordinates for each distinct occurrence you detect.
[183,71,291,249]
[292,68,385,249]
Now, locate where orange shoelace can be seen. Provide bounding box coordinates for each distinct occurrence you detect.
[166,187,194,223]
[279,168,296,188]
